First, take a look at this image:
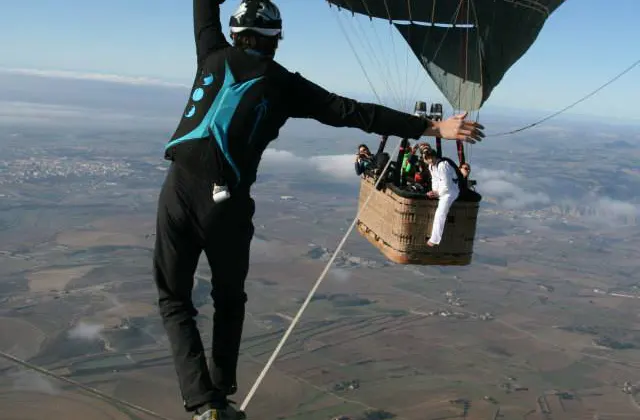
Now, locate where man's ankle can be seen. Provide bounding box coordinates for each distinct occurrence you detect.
[195,400,226,414]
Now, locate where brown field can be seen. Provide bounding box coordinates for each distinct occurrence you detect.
[0,317,46,367]
[2,163,640,420]
[26,265,98,293]
[55,230,144,248]
[0,388,158,420]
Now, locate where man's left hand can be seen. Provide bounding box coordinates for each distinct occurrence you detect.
[429,112,485,144]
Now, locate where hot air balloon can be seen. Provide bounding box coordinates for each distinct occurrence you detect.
[326,0,565,265]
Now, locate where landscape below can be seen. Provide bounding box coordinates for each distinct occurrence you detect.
[1,115,639,420]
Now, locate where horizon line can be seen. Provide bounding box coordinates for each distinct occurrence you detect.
[1,66,638,126]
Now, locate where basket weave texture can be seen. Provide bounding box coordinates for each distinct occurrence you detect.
[356,175,480,265]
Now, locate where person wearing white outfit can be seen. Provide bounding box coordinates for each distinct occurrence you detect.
[423,147,460,246]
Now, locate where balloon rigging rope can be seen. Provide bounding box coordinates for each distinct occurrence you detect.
[489,56,640,136]
[330,7,384,104]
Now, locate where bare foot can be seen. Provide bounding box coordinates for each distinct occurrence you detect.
[427,241,437,247]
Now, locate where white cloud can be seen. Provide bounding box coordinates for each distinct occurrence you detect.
[0,101,172,127]
[0,101,85,120]
[309,154,356,181]
[593,197,638,220]
[475,168,550,209]
[553,196,639,227]
[0,67,189,89]
[256,151,639,230]
[260,149,305,168]
[67,322,104,341]
[260,148,357,182]
[594,132,620,139]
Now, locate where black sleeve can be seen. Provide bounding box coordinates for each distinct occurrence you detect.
[287,72,430,140]
[355,161,365,175]
[194,0,230,65]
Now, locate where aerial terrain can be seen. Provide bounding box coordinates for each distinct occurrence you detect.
[1,71,639,420]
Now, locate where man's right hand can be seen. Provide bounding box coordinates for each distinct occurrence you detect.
[424,112,485,144]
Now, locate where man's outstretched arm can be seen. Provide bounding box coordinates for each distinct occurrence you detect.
[287,71,485,143]
[288,72,429,140]
[194,0,230,65]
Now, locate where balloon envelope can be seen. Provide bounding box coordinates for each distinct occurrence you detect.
[327,0,565,110]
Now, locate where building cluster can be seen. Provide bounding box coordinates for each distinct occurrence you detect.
[499,381,528,393]
[423,309,469,319]
[333,379,360,392]
[0,156,133,184]
[421,308,494,321]
[622,381,637,394]
[445,290,465,307]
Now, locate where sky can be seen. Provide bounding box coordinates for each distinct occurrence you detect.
[0,0,639,121]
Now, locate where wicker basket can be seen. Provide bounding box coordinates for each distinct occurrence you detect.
[356,174,480,266]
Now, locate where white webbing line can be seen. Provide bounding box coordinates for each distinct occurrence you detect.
[241,3,416,412]
[240,139,401,412]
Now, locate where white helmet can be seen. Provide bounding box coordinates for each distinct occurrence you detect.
[229,0,282,38]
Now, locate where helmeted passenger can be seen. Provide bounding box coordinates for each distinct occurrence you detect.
[153,1,484,419]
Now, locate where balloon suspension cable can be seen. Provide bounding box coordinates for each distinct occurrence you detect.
[0,350,177,420]
[330,7,384,104]
[489,56,640,137]
[240,139,402,412]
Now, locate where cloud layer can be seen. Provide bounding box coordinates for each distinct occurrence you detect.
[553,195,639,227]
[475,168,551,209]
[67,322,105,341]
[260,149,356,182]
[259,149,638,229]
[0,68,189,89]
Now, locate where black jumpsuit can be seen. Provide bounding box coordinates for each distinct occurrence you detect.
[153,0,431,412]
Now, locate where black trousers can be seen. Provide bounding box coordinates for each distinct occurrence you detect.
[153,163,255,411]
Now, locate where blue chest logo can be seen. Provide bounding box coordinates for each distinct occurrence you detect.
[184,72,215,118]
[166,61,265,186]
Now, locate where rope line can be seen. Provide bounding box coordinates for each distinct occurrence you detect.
[489,56,640,136]
[0,350,176,420]
[240,139,402,412]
